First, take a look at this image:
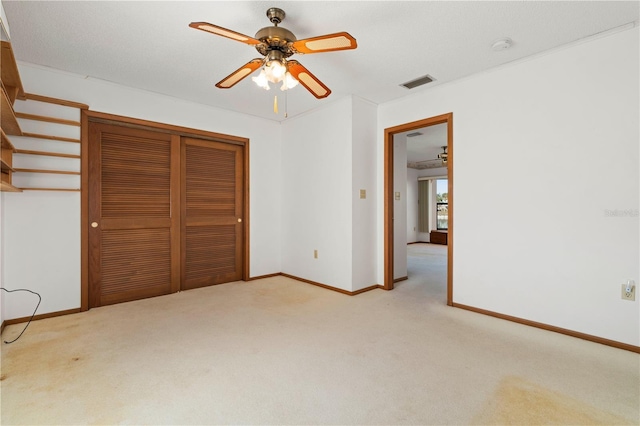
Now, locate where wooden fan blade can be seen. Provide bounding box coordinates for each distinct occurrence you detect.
[287,60,331,99]
[189,22,261,46]
[292,32,357,54]
[216,59,263,89]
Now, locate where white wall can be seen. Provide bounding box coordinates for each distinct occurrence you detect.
[407,168,419,243]
[378,27,640,345]
[393,135,407,279]
[280,97,353,291]
[3,192,81,318]
[351,97,378,290]
[2,63,282,319]
[280,95,379,292]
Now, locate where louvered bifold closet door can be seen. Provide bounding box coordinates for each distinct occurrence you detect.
[182,138,243,290]
[88,122,180,307]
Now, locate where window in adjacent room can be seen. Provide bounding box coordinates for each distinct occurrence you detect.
[436,178,448,230]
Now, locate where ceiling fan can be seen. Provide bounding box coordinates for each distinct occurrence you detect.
[189,7,357,99]
[437,146,448,164]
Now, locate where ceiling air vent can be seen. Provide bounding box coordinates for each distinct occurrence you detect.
[406,132,423,137]
[401,74,435,89]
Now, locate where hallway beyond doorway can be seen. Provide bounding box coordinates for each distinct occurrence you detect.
[395,243,447,303]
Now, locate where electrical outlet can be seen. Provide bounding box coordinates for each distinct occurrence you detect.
[621,283,636,301]
[314,250,318,259]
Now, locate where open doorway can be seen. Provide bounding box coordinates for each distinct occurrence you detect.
[383,113,453,306]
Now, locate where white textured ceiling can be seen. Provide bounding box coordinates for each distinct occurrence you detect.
[3,1,638,122]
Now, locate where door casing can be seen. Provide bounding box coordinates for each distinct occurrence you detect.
[383,113,453,305]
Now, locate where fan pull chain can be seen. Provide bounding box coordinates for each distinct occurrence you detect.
[284,90,288,118]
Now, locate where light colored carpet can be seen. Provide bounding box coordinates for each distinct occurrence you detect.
[1,243,638,425]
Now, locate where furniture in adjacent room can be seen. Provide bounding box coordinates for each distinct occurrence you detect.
[430,230,448,245]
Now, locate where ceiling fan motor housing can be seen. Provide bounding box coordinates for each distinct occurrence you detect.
[255,26,297,57]
[255,8,297,58]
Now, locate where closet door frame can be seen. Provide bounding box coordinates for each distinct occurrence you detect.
[80,110,250,311]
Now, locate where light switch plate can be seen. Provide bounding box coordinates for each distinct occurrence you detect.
[360,189,366,199]
[395,192,401,200]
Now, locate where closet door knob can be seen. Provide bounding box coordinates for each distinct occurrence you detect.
[91,222,98,228]
[237,218,242,223]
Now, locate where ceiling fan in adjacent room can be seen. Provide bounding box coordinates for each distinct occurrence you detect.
[189,7,357,99]
[437,146,448,164]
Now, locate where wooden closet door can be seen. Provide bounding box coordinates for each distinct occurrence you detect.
[88,122,180,307]
[182,138,243,290]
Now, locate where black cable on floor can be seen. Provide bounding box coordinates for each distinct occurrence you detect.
[0,287,41,344]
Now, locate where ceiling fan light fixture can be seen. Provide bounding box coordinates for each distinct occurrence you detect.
[253,60,300,91]
[281,72,299,91]
[265,59,287,82]
[252,69,271,90]
[254,50,300,91]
